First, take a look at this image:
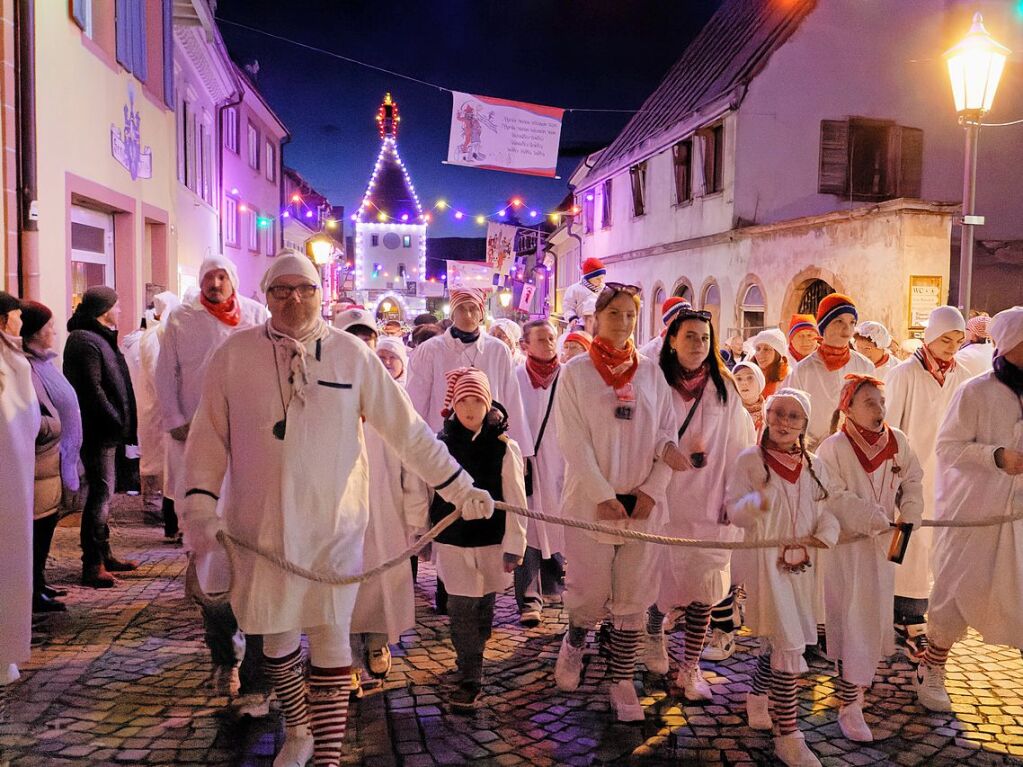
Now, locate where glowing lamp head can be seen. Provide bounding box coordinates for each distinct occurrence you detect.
[326,219,338,230]
[511,198,523,208]
[454,211,464,220]
[475,215,486,225]
[499,290,512,308]
[307,235,334,265]
[381,301,392,312]
[945,13,1010,116]
[291,193,301,203]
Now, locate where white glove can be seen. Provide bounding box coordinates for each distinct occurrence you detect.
[181,493,223,556]
[458,487,495,521]
[867,508,895,535]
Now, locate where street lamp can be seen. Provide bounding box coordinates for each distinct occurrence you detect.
[499,290,513,308]
[306,233,335,266]
[944,12,1010,315]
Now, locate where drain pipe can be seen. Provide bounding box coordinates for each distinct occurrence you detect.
[13,0,39,297]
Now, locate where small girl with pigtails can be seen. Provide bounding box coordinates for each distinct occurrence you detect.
[816,374,923,743]
[726,387,839,767]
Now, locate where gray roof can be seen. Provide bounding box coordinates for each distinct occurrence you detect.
[586,0,816,181]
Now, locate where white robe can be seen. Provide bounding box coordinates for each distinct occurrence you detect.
[515,364,565,558]
[884,356,971,599]
[871,355,899,382]
[0,340,38,680]
[955,343,994,380]
[784,349,874,450]
[561,281,601,322]
[638,334,664,361]
[658,384,755,610]
[726,448,840,672]
[136,321,165,477]
[817,429,924,686]
[156,297,267,499]
[406,328,532,456]
[931,373,1023,647]
[184,325,476,635]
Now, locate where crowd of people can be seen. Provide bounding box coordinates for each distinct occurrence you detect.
[0,250,1021,767]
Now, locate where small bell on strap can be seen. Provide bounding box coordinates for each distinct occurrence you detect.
[778,544,811,574]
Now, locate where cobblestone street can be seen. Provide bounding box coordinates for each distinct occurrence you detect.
[2,496,1022,767]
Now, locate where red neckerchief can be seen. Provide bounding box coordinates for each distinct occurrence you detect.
[525,354,560,390]
[588,336,638,390]
[789,343,807,363]
[874,353,890,370]
[761,438,803,484]
[842,418,898,474]
[817,343,851,372]
[200,293,241,327]
[743,397,764,432]
[675,361,709,402]
[914,344,955,387]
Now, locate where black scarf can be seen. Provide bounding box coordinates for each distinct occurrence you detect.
[993,355,1023,396]
[450,325,480,344]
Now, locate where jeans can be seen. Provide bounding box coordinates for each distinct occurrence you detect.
[80,444,116,567]
[448,593,496,685]
[33,513,60,595]
[513,546,544,613]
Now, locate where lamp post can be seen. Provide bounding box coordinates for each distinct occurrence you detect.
[944,12,1009,316]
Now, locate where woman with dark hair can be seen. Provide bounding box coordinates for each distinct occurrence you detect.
[642,309,756,699]
[553,282,676,723]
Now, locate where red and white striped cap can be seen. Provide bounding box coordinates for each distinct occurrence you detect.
[441,366,493,417]
[449,289,486,316]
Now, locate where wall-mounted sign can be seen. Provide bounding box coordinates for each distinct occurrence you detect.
[518,283,536,312]
[111,83,152,180]
[908,275,942,329]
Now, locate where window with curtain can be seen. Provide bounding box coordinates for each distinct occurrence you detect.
[673,140,692,204]
[630,162,647,217]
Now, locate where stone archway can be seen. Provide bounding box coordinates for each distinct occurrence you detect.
[780,266,845,322]
[671,277,693,300]
[700,277,721,338]
[650,283,666,339]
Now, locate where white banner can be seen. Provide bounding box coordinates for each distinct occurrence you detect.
[447,92,564,178]
[486,223,516,279]
[518,283,536,312]
[446,260,495,291]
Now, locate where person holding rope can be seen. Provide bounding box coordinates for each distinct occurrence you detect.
[914,306,1023,712]
[642,308,755,699]
[553,281,676,723]
[181,253,495,767]
[816,375,923,741]
[726,388,839,767]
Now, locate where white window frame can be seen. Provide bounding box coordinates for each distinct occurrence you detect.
[248,209,260,251]
[265,141,276,182]
[224,107,238,153]
[247,121,259,170]
[264,219,276,256]
[224,196,239,247]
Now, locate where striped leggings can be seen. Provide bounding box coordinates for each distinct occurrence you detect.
[751,652,800,735]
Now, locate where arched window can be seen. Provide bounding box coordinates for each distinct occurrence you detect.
[798,278,836,315]
[651,285,666,339]
[741,284,765,337]
[702,281,721,337]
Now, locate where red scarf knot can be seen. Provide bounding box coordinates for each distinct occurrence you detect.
[817,343,851,372]
[525,354,560,390]
[761,438,803,484]
[201,293,241,327]
[588,336,638,390]
[675,361,710,402]
[842,418,899,474]
[915,344,956,387]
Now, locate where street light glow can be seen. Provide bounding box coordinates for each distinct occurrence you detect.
[945,13,1010,116]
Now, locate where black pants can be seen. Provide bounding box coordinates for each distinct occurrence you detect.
[33,513,60,595]
[80,444,116,567]
[448,593,496,685]
[162,497,178,538]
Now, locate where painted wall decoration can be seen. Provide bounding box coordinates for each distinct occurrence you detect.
[111,83,153,180]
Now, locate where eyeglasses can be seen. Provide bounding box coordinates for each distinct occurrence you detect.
[267,283,319,300]
[602,282,640,296]
[766,409,807,426]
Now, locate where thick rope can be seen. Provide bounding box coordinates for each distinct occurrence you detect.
[215,501,1023,589]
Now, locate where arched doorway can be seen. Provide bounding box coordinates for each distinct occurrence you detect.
[672,279,692,300]
[374,293,405,323]
[798,278,836,315]
[651,285,666,339]
[701,280,721,338]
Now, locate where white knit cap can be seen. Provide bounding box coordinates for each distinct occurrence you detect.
[751,328,788,362]
[989,306,1023,355]
[765,387,812,423]
[856,321,892,350]
[260,250,322,293]
[199,254,240,292]
[376,336,408,382]
[923,305,966,345]
[153,291,179,319]
[733,360,766,396]
[491,318,522,345]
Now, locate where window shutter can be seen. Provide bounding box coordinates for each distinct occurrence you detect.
[163,0,174,108]
[70,0,87,29]
[115,0,131,69]
[894,126,923,198]
[818,119,850,196]
[132,0,148,82]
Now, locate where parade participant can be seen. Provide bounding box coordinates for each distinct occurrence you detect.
[63,286,140,587]
[638,297,691,359]
[0,292,38,718]
[182,253,495,767]
[751,328,789,397]
[349,337,421,691]
[733,360,767,436]
[513,320,565,627]
[913,306,1023,712]
[884,305,968,661]
[785,294,873,450]
[424,367,527,711]
[817,375,923,741]
[381,319,403,337]
[645,309,755,700]
[553,282,676,723]
[491,318,525,365]
[726,388,839,767]
[334,307,378,348]
[788,315,820,363]
[561,257,606,323]
[853,322,897,380]
[955,314,994,378]
[722,333,747,369]
[560,330,591,363]
[155,254,269,701]
[21,301,83,612]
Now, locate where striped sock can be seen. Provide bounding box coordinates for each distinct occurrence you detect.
[568,625,588,648]
[770,669,799,735]
[646,605,665,635]
[923,643,951,669]
[751,652,773,696]
[835,662,859,704]
[264,648,310,728]
[709,591,737,632]
[609,628,641,682]
[308,665,352,767]
[683,603,712,668]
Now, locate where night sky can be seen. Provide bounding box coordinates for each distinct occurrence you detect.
[215,1,721,237]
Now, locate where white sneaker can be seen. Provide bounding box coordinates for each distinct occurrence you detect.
[207,665,241,698]
[555,632,585,692]
[838,698,873,742]
[641,633,669,675]
[230,692,271,719]
[608,679,645,722]
[367,645,392,677]
[273,723,315,767]
[773,731,821,767]
[676,664,713,701]
[702,629,736,661]
[912,664,952,712]
[746,692,772,730]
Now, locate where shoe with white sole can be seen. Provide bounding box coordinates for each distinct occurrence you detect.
[273,723,315,767]
[746,692,772,730]
[838,697,873,742]
[367,645,392,677]
[701,629,736,661]
[912,664,952,712]
[641,633,669,675]
[773,731,821,767]
[608,680,645,722]
[676,664,713,701]
[555,632,585,692]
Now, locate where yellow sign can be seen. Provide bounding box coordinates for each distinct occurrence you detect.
[908,275,943,329]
